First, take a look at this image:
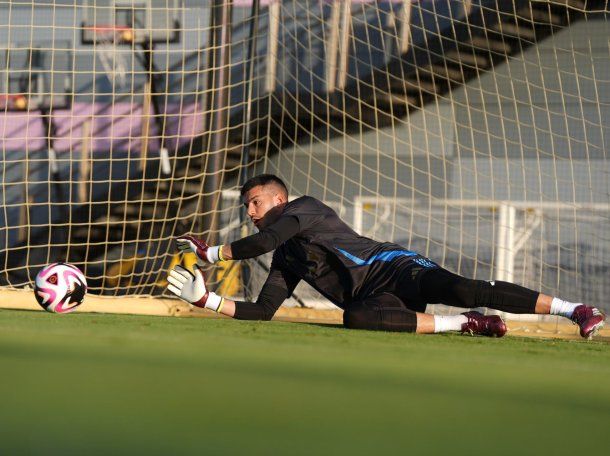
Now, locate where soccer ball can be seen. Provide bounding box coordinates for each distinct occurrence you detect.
[34,262,87,313]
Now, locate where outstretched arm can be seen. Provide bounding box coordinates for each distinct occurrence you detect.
[229,216,299,260]
[214,282,291,320]
[177,216,300,264]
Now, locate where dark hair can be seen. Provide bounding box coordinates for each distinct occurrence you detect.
[240,174,288,197]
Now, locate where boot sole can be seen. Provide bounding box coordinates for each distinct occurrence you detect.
[585,319,605,340]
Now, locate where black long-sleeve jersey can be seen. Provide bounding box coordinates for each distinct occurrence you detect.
[230,196,437,320]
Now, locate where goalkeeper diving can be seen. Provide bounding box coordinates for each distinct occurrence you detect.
[167,174,605,338]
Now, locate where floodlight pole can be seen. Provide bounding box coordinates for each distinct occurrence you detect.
[238,0,261,301]
[202,0,233,247]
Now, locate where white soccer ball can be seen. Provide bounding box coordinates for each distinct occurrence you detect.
[34,262,87,313]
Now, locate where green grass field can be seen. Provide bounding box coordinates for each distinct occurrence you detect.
[0,309,608,455]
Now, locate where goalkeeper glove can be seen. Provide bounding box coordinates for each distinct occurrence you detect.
[166,264,224,312]
[176,235,224,265]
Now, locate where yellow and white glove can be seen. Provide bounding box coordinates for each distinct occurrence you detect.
[167,265,224,312]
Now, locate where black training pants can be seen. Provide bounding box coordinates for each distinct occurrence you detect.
[343,267,539,332]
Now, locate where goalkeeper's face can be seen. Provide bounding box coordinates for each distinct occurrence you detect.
[243,184,287,229]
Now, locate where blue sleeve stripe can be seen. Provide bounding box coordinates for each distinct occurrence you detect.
[335,247,417,266]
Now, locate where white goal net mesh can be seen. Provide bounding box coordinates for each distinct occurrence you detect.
[1,1,609,316]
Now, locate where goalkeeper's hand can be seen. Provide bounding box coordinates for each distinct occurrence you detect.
[176,235,222,265]
[166,265,224,312]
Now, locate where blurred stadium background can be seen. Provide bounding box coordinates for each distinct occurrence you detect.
[0,0,609,318]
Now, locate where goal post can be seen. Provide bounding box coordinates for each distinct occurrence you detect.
[0,1,608,324]
[352,197,610,316]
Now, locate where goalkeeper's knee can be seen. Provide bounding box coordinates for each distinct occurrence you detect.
[343,295,417,332]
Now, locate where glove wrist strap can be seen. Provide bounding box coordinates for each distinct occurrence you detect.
[205,292,223,312]
[206,245,221,263]
[192,291,223,312]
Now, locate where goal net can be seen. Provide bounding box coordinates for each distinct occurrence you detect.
[1,1,609,320]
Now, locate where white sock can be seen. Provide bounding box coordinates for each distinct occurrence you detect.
[434,314,468,333]
[550,298,581,319]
